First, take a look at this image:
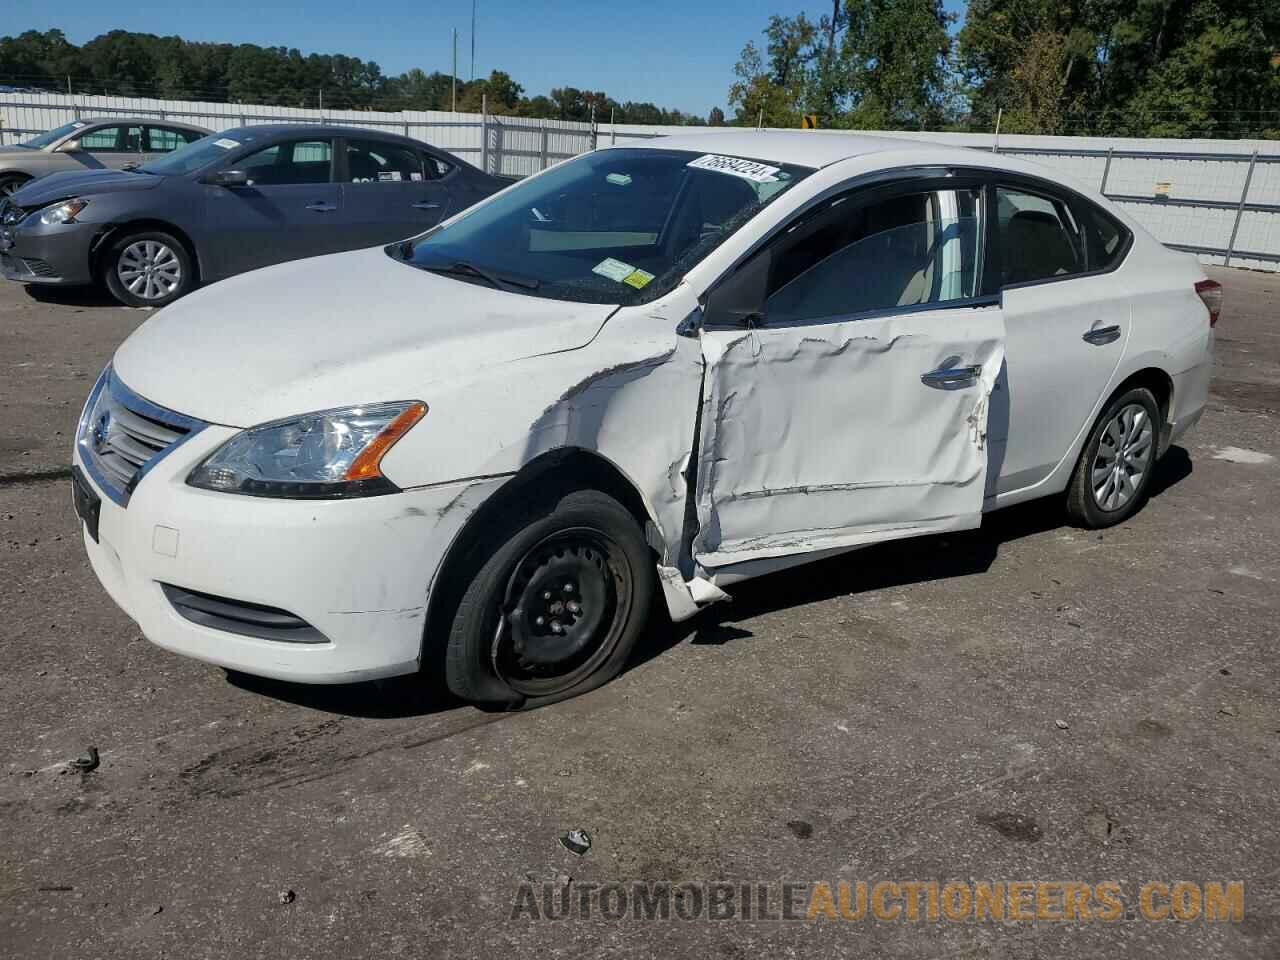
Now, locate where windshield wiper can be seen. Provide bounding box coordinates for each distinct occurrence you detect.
[423,260,540,291]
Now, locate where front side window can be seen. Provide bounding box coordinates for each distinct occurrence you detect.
[993,186,1084,286]
[78,125,143,152]
[397,148,812,304]
[239,140,333,186]
[766,188,983,324]
[345,139,424,184]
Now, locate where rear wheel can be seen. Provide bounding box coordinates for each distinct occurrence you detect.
[442,488,654,708]
[103,230,194,307]
[1066,386,1160,528]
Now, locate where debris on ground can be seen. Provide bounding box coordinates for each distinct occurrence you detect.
[976,811,1043,843]
[1055,719,1070,730]
[67,746,99,773]
[559,830,592,856]
[1218,705,1239,717]
[278,889,296,904]
[786,820,814,839]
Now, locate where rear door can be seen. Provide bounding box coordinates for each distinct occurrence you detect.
[338,137,452,246]
[986,181,1132,496]
[693,177,1006,571]
[201,137,344,278]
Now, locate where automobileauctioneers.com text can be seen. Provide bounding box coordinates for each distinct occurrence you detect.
[510,880,1245,923]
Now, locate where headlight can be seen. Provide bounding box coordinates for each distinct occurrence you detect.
[39,198,89,225]
[187,401,427,498]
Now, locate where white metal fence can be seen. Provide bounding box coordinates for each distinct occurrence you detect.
[3,92,1277,271]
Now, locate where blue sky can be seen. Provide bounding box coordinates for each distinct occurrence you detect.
[9,1,967,116]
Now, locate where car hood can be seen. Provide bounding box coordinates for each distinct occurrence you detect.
[112,247,616,426]
[12,168,164,205]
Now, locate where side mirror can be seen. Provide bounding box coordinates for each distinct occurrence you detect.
[54,139,81,153]
[205,169,250,188]
[701,248,772,329]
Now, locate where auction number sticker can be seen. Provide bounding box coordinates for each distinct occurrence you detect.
[213,138,240,149]
[687,154,780,183]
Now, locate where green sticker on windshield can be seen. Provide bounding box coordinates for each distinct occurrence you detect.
[622,269,654,289]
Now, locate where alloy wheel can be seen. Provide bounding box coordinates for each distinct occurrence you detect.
[1091,402,1154,511]
[117,240,182,300]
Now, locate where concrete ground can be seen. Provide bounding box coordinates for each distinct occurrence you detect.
[1,268,1277,958]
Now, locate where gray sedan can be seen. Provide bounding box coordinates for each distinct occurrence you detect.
[0,124,508,306]
[0,117,211,198]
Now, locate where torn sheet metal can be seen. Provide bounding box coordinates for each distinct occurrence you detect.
[693,307,1006,569]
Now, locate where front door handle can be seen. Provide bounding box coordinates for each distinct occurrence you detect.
[411,201,441,210]
[1082,324,1121,346]
[305,201,338,213]
[921,364,983,388]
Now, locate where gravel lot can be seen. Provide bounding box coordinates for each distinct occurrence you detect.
[1,268,1277,958]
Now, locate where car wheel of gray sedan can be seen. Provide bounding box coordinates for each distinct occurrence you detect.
[0,174,31,200]
[442,488,655,709]
[103,231,194,307]
[1066,386,1161,528]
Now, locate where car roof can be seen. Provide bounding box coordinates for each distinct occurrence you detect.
[214,124,426,147]
[613,130,948,169]
[79,117,209,131]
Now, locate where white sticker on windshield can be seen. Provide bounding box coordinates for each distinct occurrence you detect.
[592,257,636,283]
[71,121,87,129]
[687,154,780,183]
[213,138,240,150]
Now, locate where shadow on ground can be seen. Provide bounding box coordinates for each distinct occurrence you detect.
[24,284,128,308]
[228,447,1193,718]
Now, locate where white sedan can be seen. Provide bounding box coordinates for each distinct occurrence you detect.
[72,132,1217,707]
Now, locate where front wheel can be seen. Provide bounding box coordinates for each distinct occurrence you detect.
[1065,386,1160,528]
[443,489,654,708]
[103,231,194,307]
[0,174,31,200]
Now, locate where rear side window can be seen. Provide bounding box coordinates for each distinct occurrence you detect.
[992,186,1085,287]
[1076,200,1130,272]
[345,139,424,184]
[765,187,984,324]
[146,126,202,153]
[79,125,143,152]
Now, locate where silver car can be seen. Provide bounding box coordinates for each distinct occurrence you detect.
[0,118,210,197]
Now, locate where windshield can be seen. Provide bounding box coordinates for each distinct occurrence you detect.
[138,130,258,176]
[395,148,812,305]
[22,121,89,149]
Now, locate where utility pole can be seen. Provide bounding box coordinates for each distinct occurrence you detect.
[451,28,458,111]
[470,0,477,82]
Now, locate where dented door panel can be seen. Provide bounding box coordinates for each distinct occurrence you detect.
[693,306,1006,569]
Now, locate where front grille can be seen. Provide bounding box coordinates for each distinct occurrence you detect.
[22,257,55,277]
[77,368,205,506]
[161,584,328,644]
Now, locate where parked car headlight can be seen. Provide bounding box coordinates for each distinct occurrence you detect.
[39,198,89,225]
[187,401,427,498]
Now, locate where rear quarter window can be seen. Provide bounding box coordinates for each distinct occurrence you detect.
[1077,200,1131,272]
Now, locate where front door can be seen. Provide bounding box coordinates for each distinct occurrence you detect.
[693,180,1006,571]
[201,137,345,279]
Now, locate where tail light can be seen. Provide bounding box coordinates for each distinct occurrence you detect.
[1194,279,1222,327]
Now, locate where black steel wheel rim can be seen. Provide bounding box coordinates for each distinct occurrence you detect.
[493,526,634,697]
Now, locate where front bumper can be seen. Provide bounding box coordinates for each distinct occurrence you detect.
[74,425,506,684]
[0,217,97,285]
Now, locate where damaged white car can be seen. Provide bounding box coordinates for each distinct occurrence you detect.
[73,132,1217,707]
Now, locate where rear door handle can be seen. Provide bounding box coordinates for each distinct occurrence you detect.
[921,364,983,388]
[305,201,338,213]
[411,201,441,210]
[1082,324,1121,346]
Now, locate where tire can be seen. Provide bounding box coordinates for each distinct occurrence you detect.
[103,230,194,307]
[0,174,31,200]
[442,488,655,709]
[1065,386,1161,528]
